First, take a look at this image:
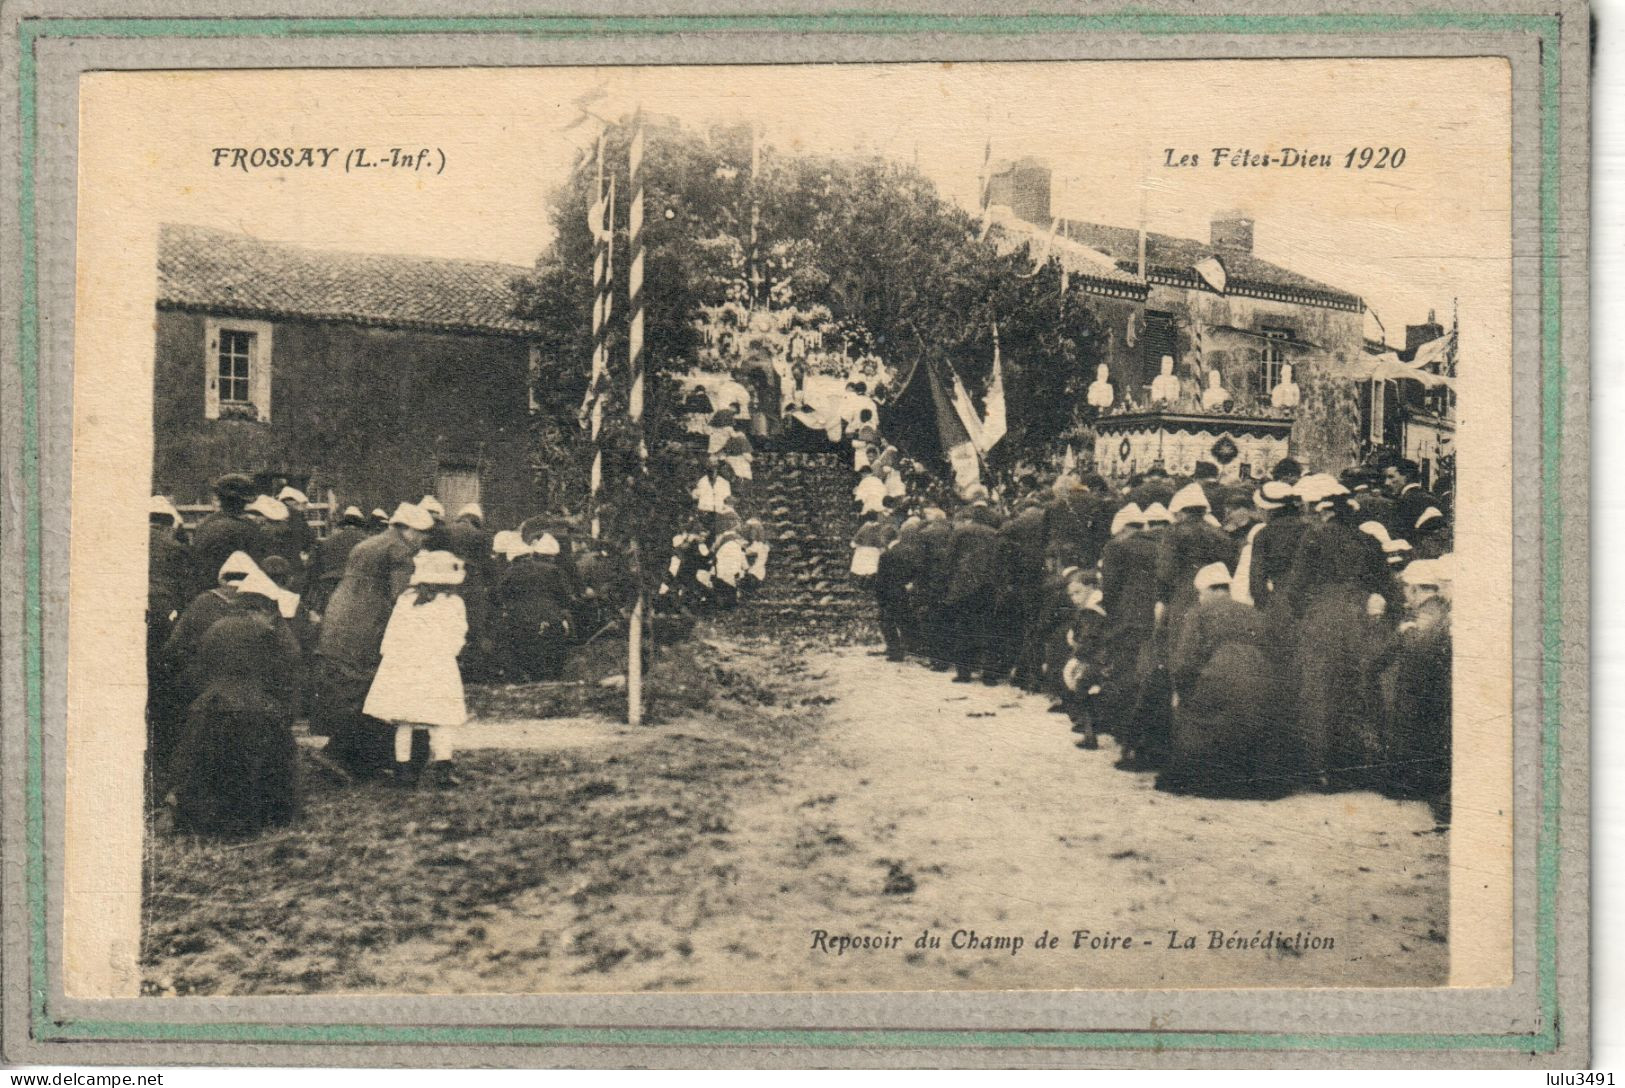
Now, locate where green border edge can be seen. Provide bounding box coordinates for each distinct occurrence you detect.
[14,10,1566,1055]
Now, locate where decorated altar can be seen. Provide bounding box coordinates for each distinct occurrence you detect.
[1092,409,1294,482]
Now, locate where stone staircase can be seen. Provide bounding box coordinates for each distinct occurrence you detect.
[725,449,878,641]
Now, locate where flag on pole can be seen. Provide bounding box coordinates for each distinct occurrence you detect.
[927,360,982,498]
[1193,254,1228,294]
[978,327,1007,453]
[1409,330,1455,369]
[948,366,986,453]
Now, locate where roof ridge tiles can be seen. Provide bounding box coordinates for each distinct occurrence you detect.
[157,223,537,336]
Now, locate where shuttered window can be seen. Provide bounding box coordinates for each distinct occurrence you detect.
[1137,308,1176,394]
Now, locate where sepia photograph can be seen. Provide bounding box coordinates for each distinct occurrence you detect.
[61,57,1518,1003]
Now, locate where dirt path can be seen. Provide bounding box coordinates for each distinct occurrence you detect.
[451,644,1448,993]
[147,638,1446,995]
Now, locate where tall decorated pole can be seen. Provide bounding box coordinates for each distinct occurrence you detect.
[590,158,617,539]
[626,111,647,727]
[747,122,762,308]
[585,130,609,539]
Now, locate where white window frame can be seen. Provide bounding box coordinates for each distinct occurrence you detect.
[204,317,273,421]
[1370,378,1386,444]
[1257,327,1291,399]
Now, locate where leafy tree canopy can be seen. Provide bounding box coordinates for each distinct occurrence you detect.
[513,115,1106,460]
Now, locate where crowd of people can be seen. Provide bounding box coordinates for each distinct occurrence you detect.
[146,427,1455,839]
[146,473,636,837]
[854,454,1454,813]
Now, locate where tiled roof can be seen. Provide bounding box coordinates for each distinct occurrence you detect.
[1058,220,1362,310]
[158,224,536,336]
[986,214,1147,293]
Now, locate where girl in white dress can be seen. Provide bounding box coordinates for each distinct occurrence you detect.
[364,549,468,788]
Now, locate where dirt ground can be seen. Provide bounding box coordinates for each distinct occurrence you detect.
[143,632,1447,996]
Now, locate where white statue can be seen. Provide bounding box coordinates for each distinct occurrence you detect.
[1270,362,1301,409]
[1087,364,1115,409]
[1201,368,1232,411]
[1150,355,1180,404]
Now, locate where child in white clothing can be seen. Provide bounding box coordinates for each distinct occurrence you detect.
[364,550,468,788]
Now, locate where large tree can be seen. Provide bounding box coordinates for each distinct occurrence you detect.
[513,116,1107,498]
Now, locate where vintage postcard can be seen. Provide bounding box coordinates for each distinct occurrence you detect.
[0,1,1589,1069]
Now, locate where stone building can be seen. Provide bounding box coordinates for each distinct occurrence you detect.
[985,158,1369,476]
[153,224,539,527]
[1361,311,1457,490]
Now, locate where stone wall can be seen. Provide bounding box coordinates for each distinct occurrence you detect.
[153,310,537,527]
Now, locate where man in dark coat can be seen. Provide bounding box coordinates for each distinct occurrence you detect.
[876,513,925,661]
[445,503,496,672]
[913,508,956,670]
[147,498,192,648]
[1098,503,1159,759]
[1043,476,1093,570]
[1282,493,1403,788]
[1000,496,1051,689]
[1192,461,1225,511]
[168,571,302,838]
[308,506,370,616]
[1246,480,1310,613]
[574,544,628,639]
[311,502,429,777]
[188,473,264,597]
[1385,458,1443,540]
[147,498,193,793]
[943,507,1004,683]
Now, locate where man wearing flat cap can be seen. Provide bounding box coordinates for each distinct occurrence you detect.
[312,502,431,777]
[189,473,266,597]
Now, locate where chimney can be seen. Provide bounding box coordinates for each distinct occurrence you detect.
[1405,317,1446,354]
[1210,210,1254,253]
[985,157,1052,228]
